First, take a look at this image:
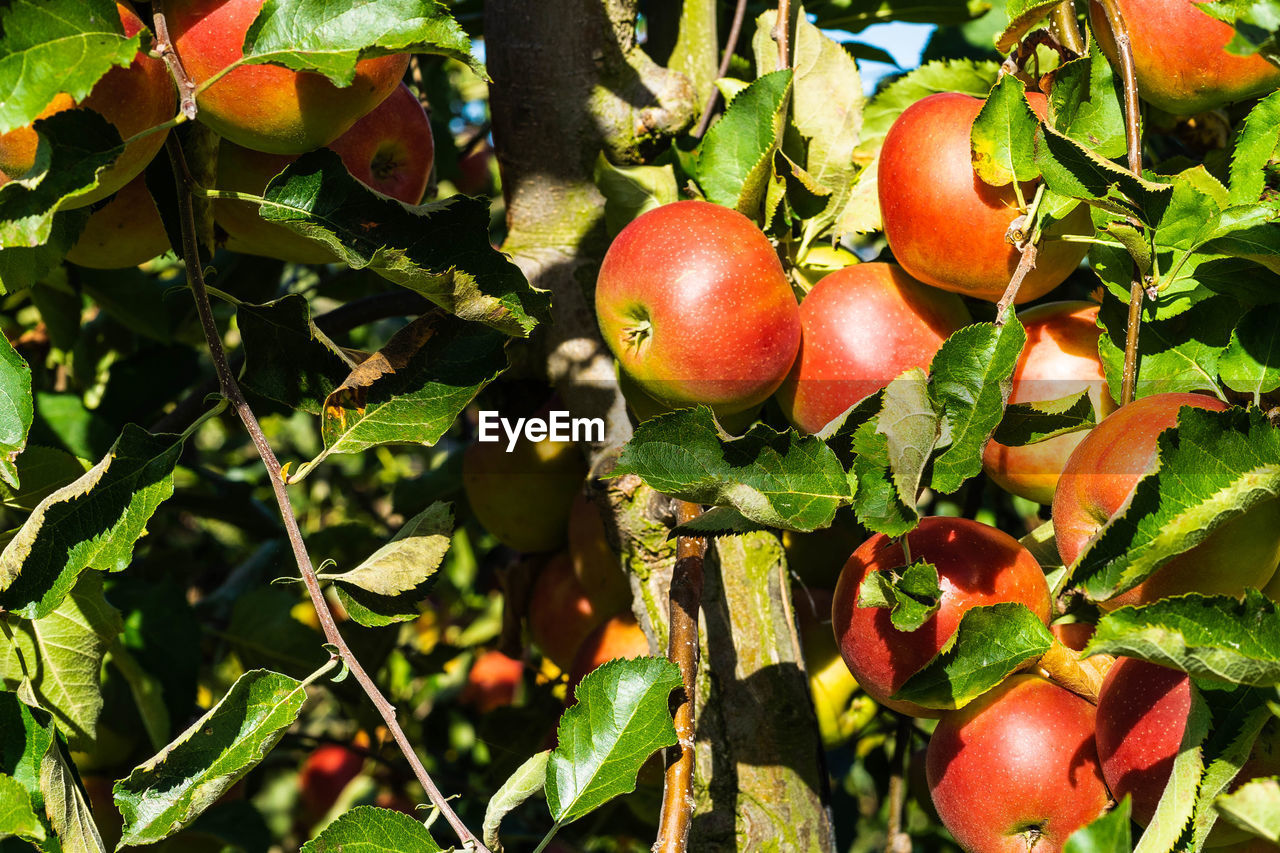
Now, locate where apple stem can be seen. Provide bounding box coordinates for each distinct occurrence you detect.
[773,0,791,70]
[151,10,198,121]
[1037,638,1114,704]
[692,0,749,139]
[655,501,707,853]
[163,135,493,853]
[1093,0,1146,406]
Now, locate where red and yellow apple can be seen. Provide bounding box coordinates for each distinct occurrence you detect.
[982,301,1115,504]
[832,516,1051,717]
[567,612,650,692]
[0,2,175,208]
[926,675,1110,852]
[459,649,524,713]
[1090,0,1280,116]
[527,553,614,671]
[1095,657,1280,845]
[162,0,409,154]
[568,493,631,616]
[595,200,802,416]
[299,743,365,818]
[65,175,170,268]
[1052,393,1280,608]
[215,81,433,263]
[878,92,1091,302]
[775,262,971,434]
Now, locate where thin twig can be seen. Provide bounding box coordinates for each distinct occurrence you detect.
[1095,0,1146,405]
[165,135,490,853]
[655,501,707,853]
[995,242,1039,325]
[884,715,913,853]
[773,0,791,70]
[1049,0,1085,57]
[691,0,748,139]
[151,11,197,119]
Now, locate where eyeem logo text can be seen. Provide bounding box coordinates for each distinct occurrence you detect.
[477,410,605,452]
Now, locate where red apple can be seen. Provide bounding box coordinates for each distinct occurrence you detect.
[567,612,650,692]
[65,175,170,269]
[568,493,631,616]
[832,516,1052,717]
[162,0,409,154]
[527,553,614,670]
[1050,621,1095,653]
[926,675,1110,853]
[982,301,1116,504]
[775,262,971,434]
[1090,0,1280,116]
[215,81,433,263]
[299,743,364,817]
[0,2,176,208]
[595,200,802,416]
[878,92,1091,302]
[1095,657,1280,844]
[459,649,524,713]
[1052,393,1280,609]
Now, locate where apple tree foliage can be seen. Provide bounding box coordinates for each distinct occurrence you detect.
[0,0,1277,850]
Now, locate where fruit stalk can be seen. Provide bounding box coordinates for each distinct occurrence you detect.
[655,501,707,853]
[1093,0,1146,405]
[164,134,491,853]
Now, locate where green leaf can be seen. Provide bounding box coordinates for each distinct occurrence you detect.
[851,414,919,536]
[695,69,793,218]
[1073,407,1280,604]
[319,502,451,596]
[114,669,311,846]
[0,110,123,248]
[1097,295,1241,400]
[0,0,139,134]
[1228,91,1280,205]
[856,560,941,632]
[614,406,852,532]
[1196,0,1280,61]
[311,315,509,467]
[237,294,355,414]
[0,209,88,295]
[299,805,443,852]
[1035,123,1172,225]
[1,573,121,748]
[227,588,327,678]
[260,151,547,337]
[1197,203,1280,274]
[0,772,45,842]
[891,603,1054,710]
[970,75,1039,187]
[809,0,990,32]
[1064,796,1131,853]
[1216,777,1280,842]
[0,425,182,620]
[1049,46,1128,161]
[856,59,999,160]
[482,750,549,852]
[1189,694,1272,848]
[1133,685,1209,853]
[877,368,939,506]
[671,505,771,537]
[0,692,56,845]
[837,154,881,236]
[992,390,1097,446]
[0,333,33,490]
[546,657,680,825]
[38,720,106,853]
[592,154,679,238]
[1088,592,1280,685]
[996,0,1061,52]
[1221,310,1280,397]
[242,0,484,83]
[929,319,1026,493]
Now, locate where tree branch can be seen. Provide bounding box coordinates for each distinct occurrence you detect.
[164,135,489,853]
[151,10,197,119]
[773,0,792,69]
[692,0,749,139]
[655,501,706,853]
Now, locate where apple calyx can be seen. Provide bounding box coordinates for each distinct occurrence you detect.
[620,314,653,353]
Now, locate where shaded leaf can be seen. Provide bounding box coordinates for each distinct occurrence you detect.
[546,657,680,825]
[482,750,549,852]
[877,368,939,508]
[996,0,1061,52]
[227,588,327,678]
[1228,90,1280,205]
[1035,123,1172,225]
[114,669,310,846]
[37,727,105,853]
[1097,295,1240,400]
[892,603,1054,710]
[1064,796,1131,853]
[300,805,443,852]
[238,294,355,414]
[0,331,33,489]
[992,390,1096,446]
[1221,310,1280,397]
[0,425,182,620]
[851,414,918,536]
[592,154,678,238]
[856,560,941,632]
[613,406,853,532]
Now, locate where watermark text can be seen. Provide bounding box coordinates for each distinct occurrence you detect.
[477,410,605,451]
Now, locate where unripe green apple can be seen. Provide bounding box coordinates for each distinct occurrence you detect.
[879,92,1092,302]
[162,0,409,154]
[215,82,433,263]
[568,493,631,616]
[982,301,1115,504]
[0,2,176,208]
[1052,393,1280,608]
[795,587,874,748]
[65,175,170,269]
[775,262,971,434]
[595,200,802,416]
[832,516,1051,717]
[926,675,1110,852]
[1090,0,1280,116]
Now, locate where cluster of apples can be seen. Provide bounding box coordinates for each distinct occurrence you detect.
[0,0,433,269]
